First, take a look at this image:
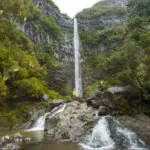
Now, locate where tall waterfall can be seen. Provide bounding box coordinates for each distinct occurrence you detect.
[74,18,82,97]
[80,116,148,150]
[26,104,66,131]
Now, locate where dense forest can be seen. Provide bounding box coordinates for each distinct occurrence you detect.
[77,0,150,115]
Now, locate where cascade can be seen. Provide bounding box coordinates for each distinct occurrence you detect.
[26,104,66,131]
[73,18,82,97]
[80,116,148,150]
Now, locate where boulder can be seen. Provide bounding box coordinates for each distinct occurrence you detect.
[86,86,126,109]
[45,101,99,141]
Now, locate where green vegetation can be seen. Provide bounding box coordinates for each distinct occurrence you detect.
[77,1,127,19]
[78,0,150,115]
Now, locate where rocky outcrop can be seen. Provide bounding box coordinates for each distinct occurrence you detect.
[45,101,108,141]
[48,99,65,108]
[86,86,126,109]
[18,0,74,63]
[32,0,73,29]
[0,133,31,150]
[118,115,150,146]
[78,15,127,31]
[77,0,128,31]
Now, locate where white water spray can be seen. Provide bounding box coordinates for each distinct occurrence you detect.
[26,104,66,131]
[74,18,82,97]
[80,117,115,150]
[80,116,148,150]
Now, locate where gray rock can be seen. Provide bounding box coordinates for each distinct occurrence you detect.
[45,101,98,141]
[98,106,108,116]
[87,86,126,109]
[87,90,115,108]
[108,86,125,94]
[49,99,65,107]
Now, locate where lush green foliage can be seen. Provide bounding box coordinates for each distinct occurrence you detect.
[0,0,69,127]
[77,2,127,19]
[79,0,150,115]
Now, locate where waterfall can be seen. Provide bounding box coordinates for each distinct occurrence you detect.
[73,18,82,97]
[80,116,148,150]
[80,117,115,150]
[26,104,66,131]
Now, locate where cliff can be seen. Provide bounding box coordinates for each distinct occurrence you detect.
[17,0,75,95]
[77,0,128,31]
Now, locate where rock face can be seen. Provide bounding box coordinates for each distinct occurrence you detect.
[77,0,128,31]
[45,101,103,141]
[17,0,75,94]
[86,86,126,109]
[32,0,73,29]
[19,0,74,62]
[118,115,150,146]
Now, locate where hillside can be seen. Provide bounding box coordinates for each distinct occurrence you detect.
[77,0,150,115]
[0,0,73,127]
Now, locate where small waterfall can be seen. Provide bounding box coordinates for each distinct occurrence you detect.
[26,104,66,131]
[80,116,148,150]
[80,117,115,150]
[73,18,82,97]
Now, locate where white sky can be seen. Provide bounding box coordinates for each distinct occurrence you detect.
[53,0,100,18]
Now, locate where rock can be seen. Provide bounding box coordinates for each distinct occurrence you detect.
[87,86,126,109]
[118,115,150,146]
[0,133,32,150]
[87,90,115,108]
[1,143,20,150]
[49,99,65,107]
[98,106,108,116]
[24,137,31,142]
[13,133,23,138]
[45,101,98,141]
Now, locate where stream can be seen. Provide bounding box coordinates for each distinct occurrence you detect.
[0,115,149,150]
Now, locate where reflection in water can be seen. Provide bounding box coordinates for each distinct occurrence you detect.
[22,141,80,150]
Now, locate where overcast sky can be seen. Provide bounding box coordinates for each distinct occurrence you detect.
[53,0,100,18]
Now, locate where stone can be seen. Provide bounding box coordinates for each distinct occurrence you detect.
[0,133,32,150]
[24,137,31,142]
[49,99,65,107]
[87,90,115,108]
[108,86,125,94]
[45,101,98,141]
[13,133,23,138]
[98,106,108,116]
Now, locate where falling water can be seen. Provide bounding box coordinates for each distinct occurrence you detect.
[26,104,66,131]
[80,117,115,150]
[80,116,148,150]
[73,18,82,97]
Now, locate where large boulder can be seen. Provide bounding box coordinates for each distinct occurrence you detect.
[45,101,101,142]
[87,86,126,109]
